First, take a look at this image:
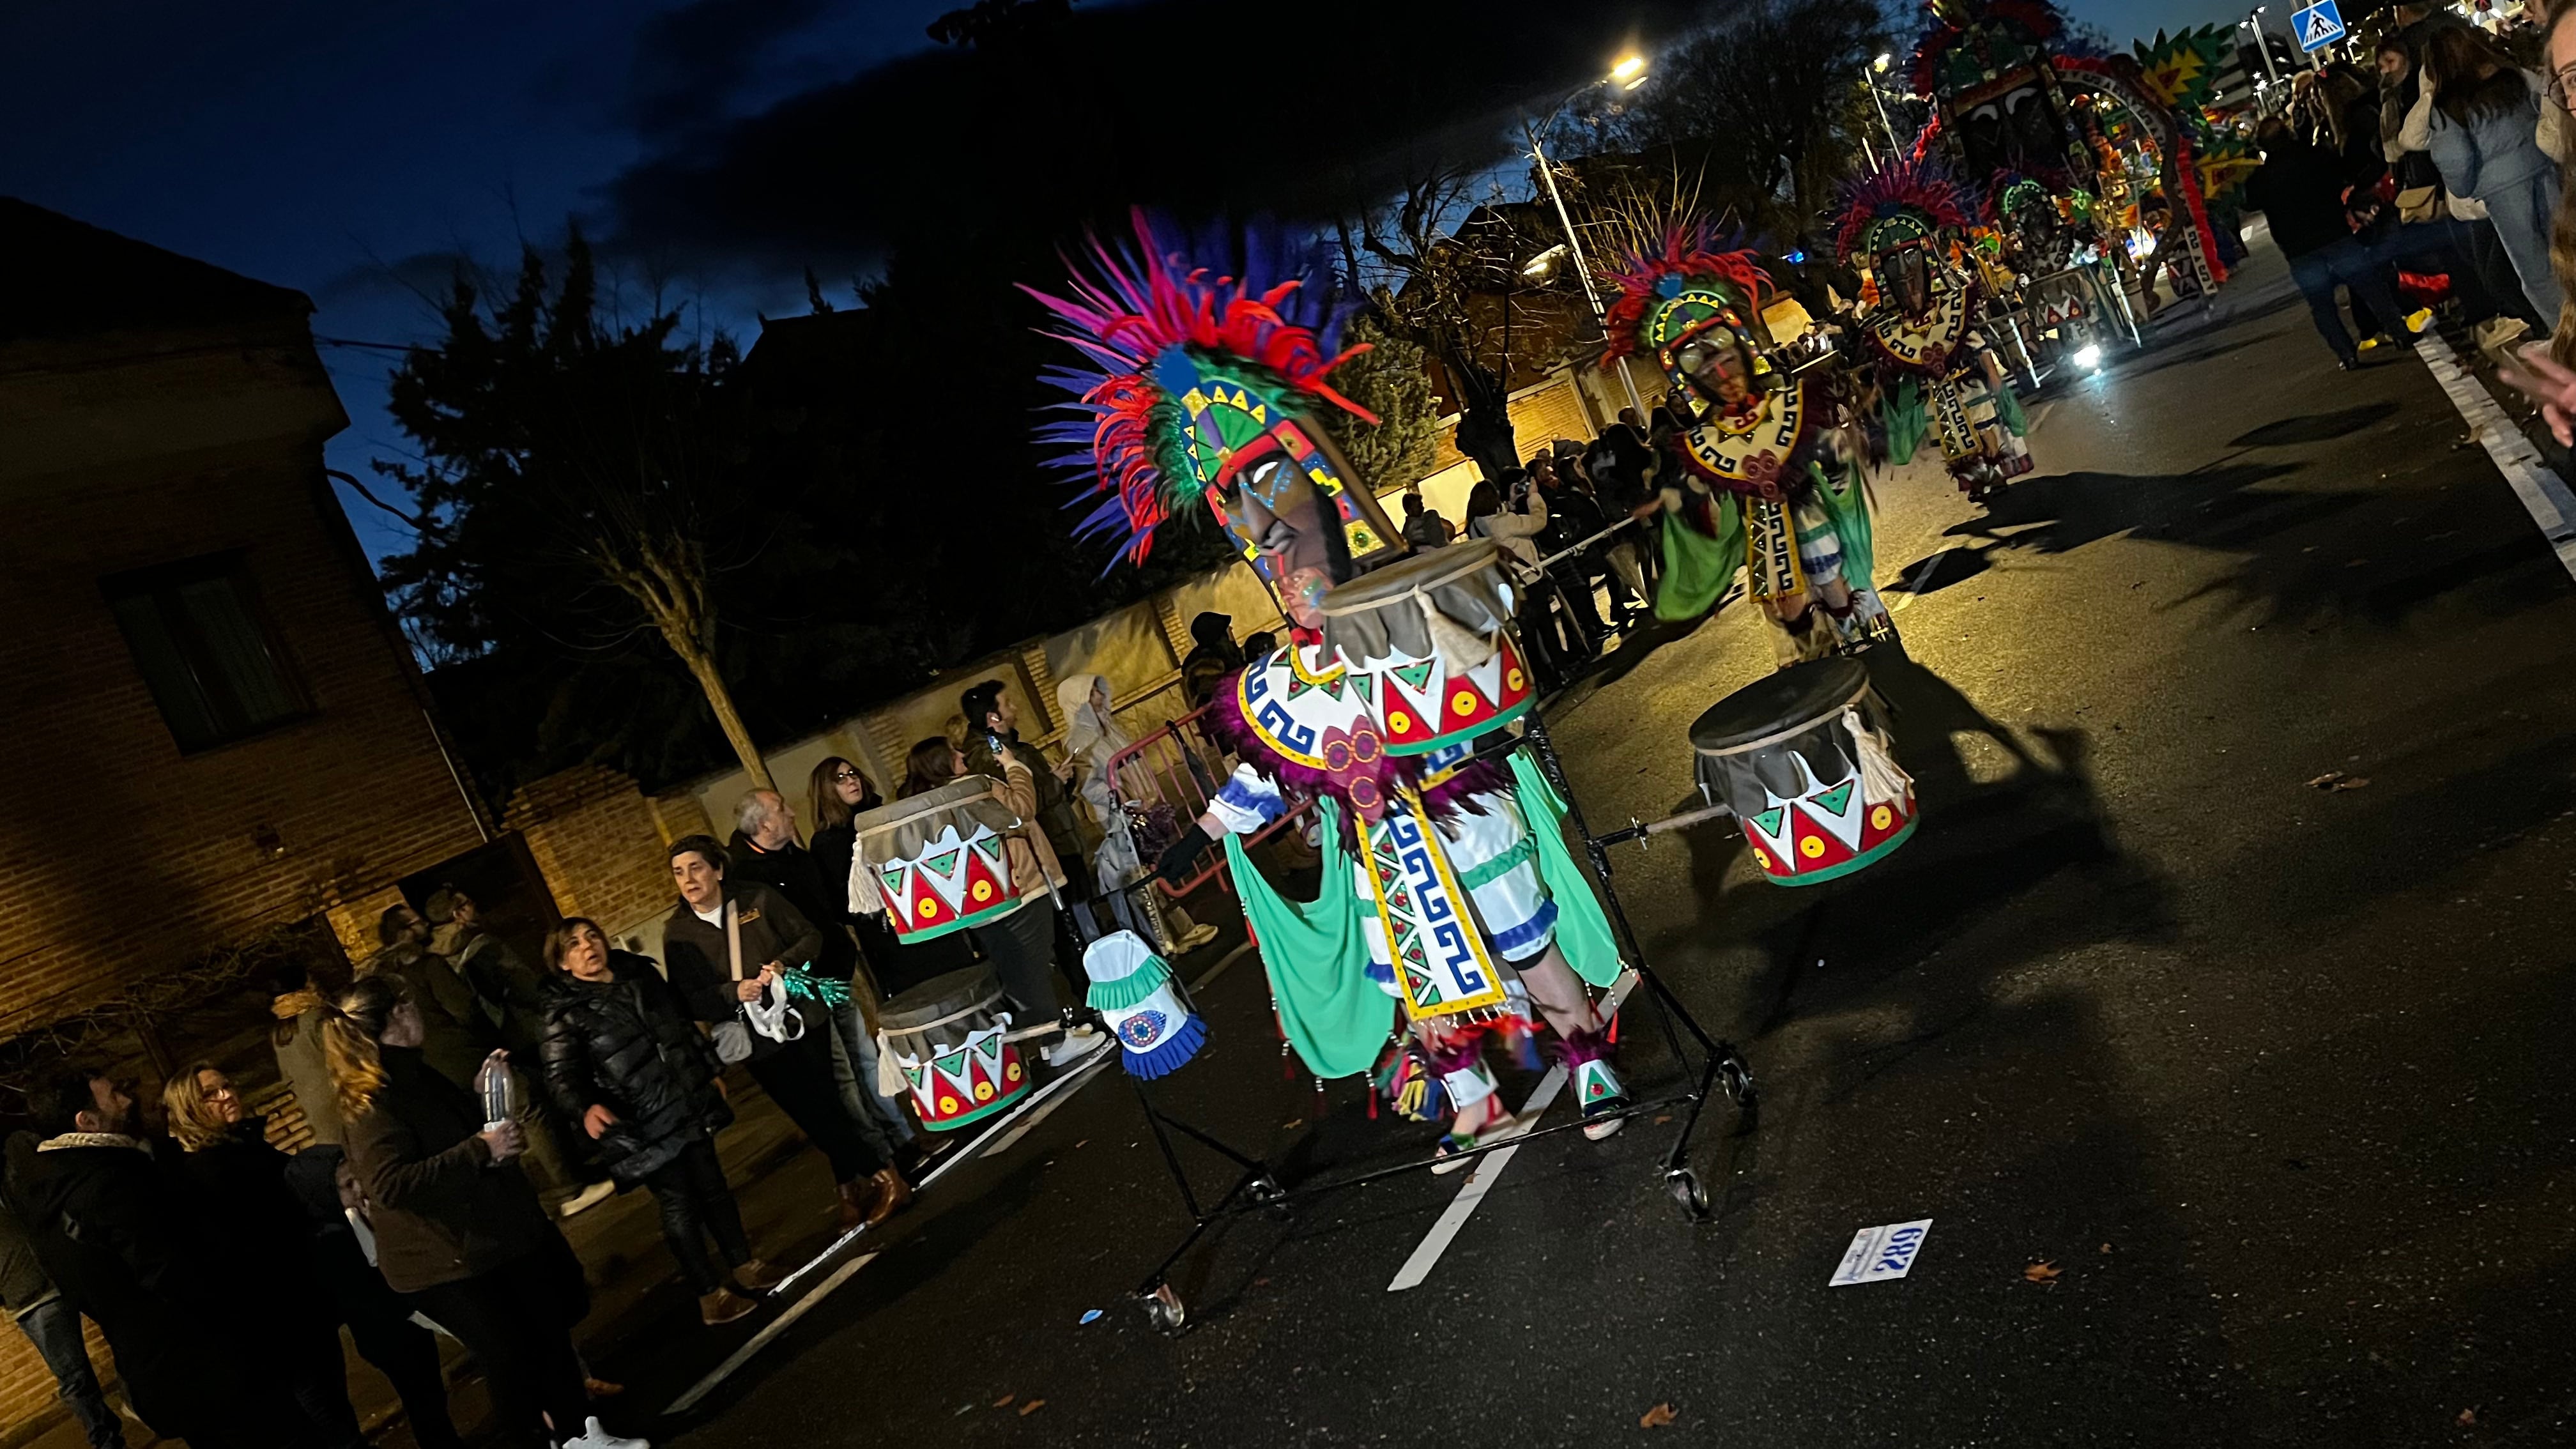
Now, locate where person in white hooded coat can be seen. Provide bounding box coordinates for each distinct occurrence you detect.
[1055,674,1220,952]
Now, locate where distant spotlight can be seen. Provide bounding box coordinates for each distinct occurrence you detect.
[2074,344,2104,371]
[1873,52,1893,73]
[1522,243,1570,278]
[1611,54,1646,80]
[1623,73,1650,89]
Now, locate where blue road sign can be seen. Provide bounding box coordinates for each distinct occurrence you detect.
[2293,0,2346,52]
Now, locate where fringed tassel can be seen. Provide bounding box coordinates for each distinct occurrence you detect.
[1844,705,1915,809]
[1556,1025,1613,1070]
[1123,1012,1208,1080]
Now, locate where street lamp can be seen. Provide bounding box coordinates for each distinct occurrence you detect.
[2244,8,2285,86]
[1865,59,1906,157]
[1529,54,1652,420]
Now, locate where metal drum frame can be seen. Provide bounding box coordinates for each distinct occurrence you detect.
[1107,705,1758,1337]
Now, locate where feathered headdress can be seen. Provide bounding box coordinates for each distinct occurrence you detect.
[1597,221,1774,369]
[1021,211,1375,567]
[1834,159,1981,264]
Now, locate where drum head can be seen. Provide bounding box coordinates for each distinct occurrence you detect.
[1689,659,1869,756]
[1320,539,1504,613]
[854,776,1006,833]
[880,965,1006,1031]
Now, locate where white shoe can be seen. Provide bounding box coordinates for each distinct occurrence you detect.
[556,1416,648,1449]
[1043,1026,1108,1068]
[555,1180,617,1218]
[1176,922,1221,951]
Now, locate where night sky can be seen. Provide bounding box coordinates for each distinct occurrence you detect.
[2,0,2259,567]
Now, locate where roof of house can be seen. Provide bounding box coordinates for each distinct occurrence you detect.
[0,195,312,344]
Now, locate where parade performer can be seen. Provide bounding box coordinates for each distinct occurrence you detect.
[1834,160,2034,502]
[1023,213,1632,1162]
[1599,226,1895,664]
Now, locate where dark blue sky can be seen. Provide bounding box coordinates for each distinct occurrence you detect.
[2,0,2255,566]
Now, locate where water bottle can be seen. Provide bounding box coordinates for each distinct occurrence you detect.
[476,1053,515,1132]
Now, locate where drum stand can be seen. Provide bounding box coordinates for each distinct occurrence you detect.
[1118,711,1756,1336]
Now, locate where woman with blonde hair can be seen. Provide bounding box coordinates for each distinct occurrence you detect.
[162,1063,365,1448]
[326,977,645,1449]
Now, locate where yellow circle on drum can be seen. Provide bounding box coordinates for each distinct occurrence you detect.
[1871,805,1894,831]
[1005,1062,1022,1082]
[1800,836,1826,859]
[1450,690,1477,716]
[938,1096,958,1114]
[970,880,994,903]
[974,1082,993,1101]
[1388,712,1412,734]
[1506,668,1525,692]
[1752,848,1771,869]
[916,898,939,920]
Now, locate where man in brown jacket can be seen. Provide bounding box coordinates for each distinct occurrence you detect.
[660,836,909,1230]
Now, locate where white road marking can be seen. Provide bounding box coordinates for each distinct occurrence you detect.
[2414,328,2576,583]
[666,1252,879,1414]
[667,934,1252,1409]
[977,1052,1114,1157]
[1385,970,1642,1292]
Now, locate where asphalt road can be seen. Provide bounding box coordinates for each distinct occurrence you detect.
[635,236,2576,1449]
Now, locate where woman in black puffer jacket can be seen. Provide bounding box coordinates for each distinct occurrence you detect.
[537,918,782,1325]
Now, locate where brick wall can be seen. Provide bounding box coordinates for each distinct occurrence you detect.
[0,319,490,1036]
[505,764,671,939]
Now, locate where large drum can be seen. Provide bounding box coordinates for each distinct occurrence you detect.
[880,966,1032,1131]
[851,778,1026,942]
[1317,539,1535,756]
[1690,658,1917,885]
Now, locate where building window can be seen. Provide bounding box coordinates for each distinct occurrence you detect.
[102,553,310,752]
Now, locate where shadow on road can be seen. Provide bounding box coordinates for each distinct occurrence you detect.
[2230,402,2400,448]
[1663,645,2177,1049]
[1945,463,2319,559]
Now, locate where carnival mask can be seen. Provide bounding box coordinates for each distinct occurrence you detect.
[1225,452,1342,627]
[1958,79,2068,180]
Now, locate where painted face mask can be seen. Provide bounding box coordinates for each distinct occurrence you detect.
[1023,212,1402,628]
[1597,225,1779,417]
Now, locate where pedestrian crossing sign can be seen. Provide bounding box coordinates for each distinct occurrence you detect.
[2293,0,2345,51]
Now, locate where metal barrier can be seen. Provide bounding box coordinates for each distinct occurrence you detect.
[1103,698,1315,899]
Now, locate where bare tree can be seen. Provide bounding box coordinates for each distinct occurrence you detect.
[1615,0,1891,247]
[1341,163,1568,480]
[379,234,781,792]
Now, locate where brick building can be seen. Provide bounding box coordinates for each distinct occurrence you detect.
[0,193,504,1434]
[1,197,492,1022]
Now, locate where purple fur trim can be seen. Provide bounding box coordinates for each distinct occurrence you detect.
[1420,753,1515,823]
[1556,1025,1611,1070]
[1426,1037,1485,1075]
[1199,654,1523,845]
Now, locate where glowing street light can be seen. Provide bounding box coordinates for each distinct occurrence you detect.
[1526,52,1655,418]
[1873,52,1894,73]
[1522,243,1570,279]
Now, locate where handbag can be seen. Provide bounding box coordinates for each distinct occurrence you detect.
[2396,185,2443,224]
[709,900,754,1064]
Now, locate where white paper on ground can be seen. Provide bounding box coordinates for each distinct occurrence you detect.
[1828,1218,1933,1287]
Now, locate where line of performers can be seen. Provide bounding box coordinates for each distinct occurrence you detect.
[1009,182,2032,1160]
